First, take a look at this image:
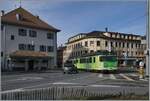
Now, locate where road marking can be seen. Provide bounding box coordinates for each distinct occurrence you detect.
[89,84,120,88]
[3,77,43,82]
[65,73,97,82]
[110,74,116,79]
[98,74,103,78]
[1,89,24,93]
[119,74,135,81]
[52,82,78,85]
[130,74,138,76]
[140,79,148,81]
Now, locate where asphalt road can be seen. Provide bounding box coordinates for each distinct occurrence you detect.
[1,70,149,94]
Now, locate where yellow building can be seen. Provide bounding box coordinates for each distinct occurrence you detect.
[63,30,146,67]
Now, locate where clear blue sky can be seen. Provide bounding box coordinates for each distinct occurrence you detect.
[0,0,147,46]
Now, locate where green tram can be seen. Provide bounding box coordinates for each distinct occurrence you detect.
[71,52,118,71]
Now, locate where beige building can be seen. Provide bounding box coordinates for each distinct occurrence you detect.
[63,30,146,66]
[1,7,60,71]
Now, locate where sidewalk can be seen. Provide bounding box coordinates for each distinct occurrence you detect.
[1,69,63,75]
[118,67,138,73]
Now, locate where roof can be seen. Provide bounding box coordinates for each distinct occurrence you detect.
[74,50,116,58]
[10,50,49,58]
[1,7,60,32]
[66,30,143,44]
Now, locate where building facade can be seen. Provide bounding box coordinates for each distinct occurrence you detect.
[63,30,146,67]
[57,46,66,68]
[1,7,60,71]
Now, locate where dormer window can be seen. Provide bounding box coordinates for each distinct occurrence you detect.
[16,13,22,21]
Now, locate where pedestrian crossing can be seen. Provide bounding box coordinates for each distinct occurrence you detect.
[98,73,148,82]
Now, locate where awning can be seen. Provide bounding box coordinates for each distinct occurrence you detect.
[10,50,50,59]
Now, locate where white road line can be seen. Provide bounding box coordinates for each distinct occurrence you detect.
[89,84,120,88]
[3,77,43,82]
[110,74,116,79]
[130,74,138,76]
[1,89,24,93]
[98,74,103,78]
[119,74,135,81]
[140,79,148,81]
[52,82,78,85]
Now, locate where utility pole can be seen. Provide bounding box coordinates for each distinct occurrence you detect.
[146,0,150,77]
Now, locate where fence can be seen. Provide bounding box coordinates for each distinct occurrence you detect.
[1,86,149,100]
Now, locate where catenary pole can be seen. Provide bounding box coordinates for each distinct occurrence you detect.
[146,0,150,77]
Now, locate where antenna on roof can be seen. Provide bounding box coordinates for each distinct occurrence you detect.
[16,0,22,7]
[14,4,17,8]
[105,27,108,32]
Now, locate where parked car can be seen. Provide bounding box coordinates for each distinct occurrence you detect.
[63,61,78,74]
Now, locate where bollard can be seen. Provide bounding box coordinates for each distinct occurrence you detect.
[139,61,144,79]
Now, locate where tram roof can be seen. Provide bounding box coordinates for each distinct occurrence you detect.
[72,51,116,59]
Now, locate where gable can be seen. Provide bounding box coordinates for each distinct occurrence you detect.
[1,7,60,32]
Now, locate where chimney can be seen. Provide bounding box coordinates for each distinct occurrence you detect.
[1,10,4,16]
[105,27,108,32]
[36,16,39,19]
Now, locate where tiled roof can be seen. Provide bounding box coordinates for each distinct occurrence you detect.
[1,7,60,32]
[10,51,49,58]
[67,30,143,44]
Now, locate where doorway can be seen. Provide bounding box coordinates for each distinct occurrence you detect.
[28,60,34,71]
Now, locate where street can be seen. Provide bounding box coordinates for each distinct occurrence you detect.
[1,70,149,94]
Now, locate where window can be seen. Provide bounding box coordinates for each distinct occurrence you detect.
[47,46,54,52]
[90,50,94,53]
[115,42,118,47]
[18,44,26,50]
[1,25,4,31]
[136,52,138,55]
[18,29,27,36]
[97,41,100,46]
[16,14,22,21]
[131,43,133,48]
[122,42,125,48]
[85,41,88,47]
[28,44,34,51]
[105,41,108,47]
[93,57,95,63]
[111,42,113,47]
[47,33,54,39]
[11,35,14,40]
[90,41,94,45]
[131,51,133,56]
[119,42,121,47]
[85,50,88,54]
[1,52,3,57]
[40,45,46,52]
[136,44,138,48]
[138,44,140,49]
[29,30,37,37]
[127,43,129,48]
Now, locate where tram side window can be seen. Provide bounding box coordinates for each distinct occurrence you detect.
[89,57,92,63]
[80,58,86,63]
[99,57,103,61]
[76,59,78,63]
[93,57,95,63]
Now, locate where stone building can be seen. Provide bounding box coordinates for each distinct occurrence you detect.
[1,7,60,71]
[63,30,146,67]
